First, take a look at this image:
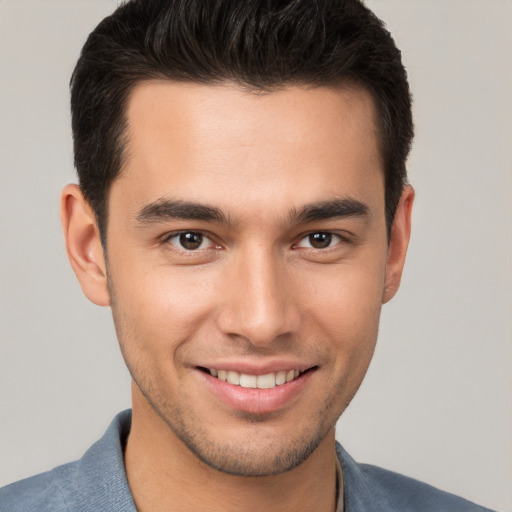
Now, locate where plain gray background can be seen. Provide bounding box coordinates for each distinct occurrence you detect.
[1,1,511,510]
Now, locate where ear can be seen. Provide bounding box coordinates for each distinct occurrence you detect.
[382,185,414,304]
[60,184,110,306]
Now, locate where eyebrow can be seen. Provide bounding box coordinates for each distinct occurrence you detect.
[136,199,228,225]
[135,196,369,226]
[291,198,370,224]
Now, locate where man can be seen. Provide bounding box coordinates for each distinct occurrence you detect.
[0,1,499,511]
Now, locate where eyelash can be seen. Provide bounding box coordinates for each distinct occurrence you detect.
[162,230,347,253]
[293,232,345,250]
[163,231,219,252]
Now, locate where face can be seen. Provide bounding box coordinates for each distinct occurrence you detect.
[66,81,412,477]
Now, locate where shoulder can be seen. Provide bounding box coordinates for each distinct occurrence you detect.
[0,462,77,512]
[0,410,135,512]
[359,463,495,512]
[336,443,497,512]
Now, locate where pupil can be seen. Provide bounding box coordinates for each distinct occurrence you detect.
[180,232,202,250]
[310,232,331,249]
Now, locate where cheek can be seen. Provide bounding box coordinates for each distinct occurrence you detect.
[108,262,220,354]
[299,260,385,338]
[296,258,385,396]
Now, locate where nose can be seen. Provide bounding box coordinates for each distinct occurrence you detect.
[216,246,301,347]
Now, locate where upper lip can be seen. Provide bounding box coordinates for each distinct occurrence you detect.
[196,360,316,375]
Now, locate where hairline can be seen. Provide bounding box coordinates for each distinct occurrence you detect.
[94,76,395,249]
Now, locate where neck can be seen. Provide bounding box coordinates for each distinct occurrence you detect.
[125,387,338,512]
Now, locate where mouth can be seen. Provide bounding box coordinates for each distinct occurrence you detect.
[200,367,303,389]
[197,365,317,414]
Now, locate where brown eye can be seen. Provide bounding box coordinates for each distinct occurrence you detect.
[295,232,341,250]
[167,232,210,251]
[308,232,333,249]
[179,232,203,250]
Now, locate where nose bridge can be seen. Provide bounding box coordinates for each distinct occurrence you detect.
[219,243,299,345]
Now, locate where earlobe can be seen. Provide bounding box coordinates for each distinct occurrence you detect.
[382,185,414,304]
[60,184,110,306]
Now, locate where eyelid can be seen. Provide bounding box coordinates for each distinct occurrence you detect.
[293,231,349,250]
[162,230,220,251]
[159,229,351,252]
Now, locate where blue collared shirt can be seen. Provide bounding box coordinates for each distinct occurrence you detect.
[0,410,497,511]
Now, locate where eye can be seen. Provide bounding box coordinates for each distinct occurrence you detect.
[295,232,342,249]
[165,231,215,251]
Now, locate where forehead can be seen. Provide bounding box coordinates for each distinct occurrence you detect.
[113,80,384,222]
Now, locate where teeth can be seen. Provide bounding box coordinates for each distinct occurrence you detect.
[208,368,301,389]
[275,371,286,385]
[227,371,240,385]
[257,373,276,389]
[240,374,257,388]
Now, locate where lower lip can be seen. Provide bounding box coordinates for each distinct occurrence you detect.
[197,369,314,415]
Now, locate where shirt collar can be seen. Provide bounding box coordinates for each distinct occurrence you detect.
[77,411,353,512]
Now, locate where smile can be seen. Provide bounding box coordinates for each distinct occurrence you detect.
[199,365,316,414]
[207,368,301,389]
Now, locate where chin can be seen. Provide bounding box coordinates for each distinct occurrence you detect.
[145,392,334,477]
[174,425,328,477]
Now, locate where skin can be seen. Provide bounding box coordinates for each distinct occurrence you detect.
[61,81,413,512]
